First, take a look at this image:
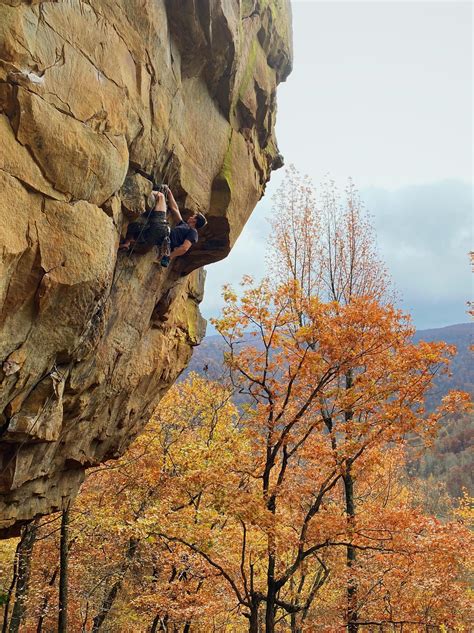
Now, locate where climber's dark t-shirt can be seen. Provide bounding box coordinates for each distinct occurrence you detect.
[170,221,198,251]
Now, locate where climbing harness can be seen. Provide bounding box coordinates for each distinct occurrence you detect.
[121,183,171,265]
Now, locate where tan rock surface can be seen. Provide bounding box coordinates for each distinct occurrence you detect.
[0,0,292,534]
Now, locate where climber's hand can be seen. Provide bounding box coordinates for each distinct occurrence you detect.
[153,191,166,211]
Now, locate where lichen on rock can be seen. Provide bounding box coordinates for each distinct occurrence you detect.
[0,0,292,534]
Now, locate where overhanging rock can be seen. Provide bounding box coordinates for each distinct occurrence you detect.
[0,0,292,534]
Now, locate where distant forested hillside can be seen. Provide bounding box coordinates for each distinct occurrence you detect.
[409,324,473,502]
[413,322,473,406]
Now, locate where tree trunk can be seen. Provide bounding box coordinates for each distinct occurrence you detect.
[150,613,168,632]
[290,579,300,633]
[343,467,358,633]
[344,370,358,633]
[265,552,276,633]
[8,520,38,633]
[149,613,161,633]
[91,537,139,632]
[36,567,58,632]
[290,612,301,633]
[1,539,21,633]
[265,584,276,633]
[248,604,259,633]
[58,506,70,633]
[265,528,276,633]
[80,601,89,633]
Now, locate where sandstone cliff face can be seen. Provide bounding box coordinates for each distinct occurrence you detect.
[0,0,292,533]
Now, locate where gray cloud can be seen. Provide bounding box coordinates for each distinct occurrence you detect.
[202,179,472,332]
[363,180,472,327]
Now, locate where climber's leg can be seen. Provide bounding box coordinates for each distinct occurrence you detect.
[145,191,170,247]
[119,220,143,251]
[118,240,132,252]
[153,191,166,211]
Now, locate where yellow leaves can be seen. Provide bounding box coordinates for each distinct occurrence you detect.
[440,389,473,414]
[453,491,474,527]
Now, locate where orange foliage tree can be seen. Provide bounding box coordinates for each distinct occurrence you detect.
[267,166,390,309]
[255,167,471,630]
[205,275,470,631]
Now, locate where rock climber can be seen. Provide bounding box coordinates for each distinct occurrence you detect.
[163,187,207,265]
[119,186,207,267]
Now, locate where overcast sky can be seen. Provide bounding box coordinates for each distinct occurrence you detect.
[201,1,472,332]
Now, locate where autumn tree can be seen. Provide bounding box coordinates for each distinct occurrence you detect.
[206,274,470,631]
[67,375,241,631]
[178,168,469,630]
[269,168,399,629]
[0,520,38,633]
[268,167,390,309]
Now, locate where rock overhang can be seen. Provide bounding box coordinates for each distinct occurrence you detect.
[0,0,292,535]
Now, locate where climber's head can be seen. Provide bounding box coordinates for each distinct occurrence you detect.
[188,212,207,230]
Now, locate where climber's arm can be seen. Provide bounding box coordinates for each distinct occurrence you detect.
[170,239,193,260]
[166,188,182,224]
